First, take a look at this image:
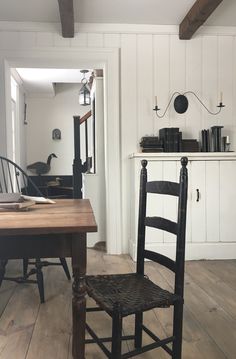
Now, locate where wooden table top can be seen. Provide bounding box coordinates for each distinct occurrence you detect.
[0,199,97,236]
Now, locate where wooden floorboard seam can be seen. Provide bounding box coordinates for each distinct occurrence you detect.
[25,301,41,359]
[184,273,235,359]
[0,284,16,318]
[186,269,236,320]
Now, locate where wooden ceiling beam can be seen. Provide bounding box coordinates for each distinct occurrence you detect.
[58,0,74,38]
[179,0,223,40]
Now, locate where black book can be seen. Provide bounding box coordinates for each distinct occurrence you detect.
[201,130,206,152]
[159,128,180,152]
[207,129,210,152]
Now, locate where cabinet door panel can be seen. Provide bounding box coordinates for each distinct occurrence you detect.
[206,161,219,242]
[163,161,178,243]
[146,161,164,243]
[220,161,236,242]
[191,161,206,243]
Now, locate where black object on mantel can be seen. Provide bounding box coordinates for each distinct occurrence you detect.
[180,139,199,152]
[140,136,163,152]
[211,126,224,152]
[159,127,182,152]
[201,129,211,152]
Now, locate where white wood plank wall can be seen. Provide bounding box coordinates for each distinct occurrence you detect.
[1,25,236,252]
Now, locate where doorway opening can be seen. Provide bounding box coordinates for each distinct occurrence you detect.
[2,48,121,254]
[10,67,106,249]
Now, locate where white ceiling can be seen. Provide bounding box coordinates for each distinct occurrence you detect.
[0,0,235,26]
[9,1,235,96]
[15,68,92,97]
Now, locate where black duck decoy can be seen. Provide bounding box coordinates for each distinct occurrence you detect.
[27,153,57,175]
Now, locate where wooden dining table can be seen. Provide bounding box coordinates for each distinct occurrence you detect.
[0,199,97,359]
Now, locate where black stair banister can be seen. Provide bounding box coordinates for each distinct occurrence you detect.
[73,116,83,199]
[73,110,94,199]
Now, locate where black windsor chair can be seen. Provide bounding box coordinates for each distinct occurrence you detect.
[85,157,188,358]
[0,156,71,303]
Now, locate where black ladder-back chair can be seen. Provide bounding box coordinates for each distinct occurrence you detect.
[0,156,71,303]
[85,157,188,358]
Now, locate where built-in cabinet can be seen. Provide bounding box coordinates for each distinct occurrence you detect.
[129,153,236,260]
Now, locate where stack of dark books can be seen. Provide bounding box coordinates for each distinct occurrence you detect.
[211,126,224,152]
[140,136,163,152]
[201,129,211,152]
[180,139,199,152]
[159,128,182,152]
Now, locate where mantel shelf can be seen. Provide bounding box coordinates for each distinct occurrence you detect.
[129,152,236,161]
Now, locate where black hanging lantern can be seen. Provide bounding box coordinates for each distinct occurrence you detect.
[79,70,91,106]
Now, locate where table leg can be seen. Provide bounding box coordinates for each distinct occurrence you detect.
[71,233,87,359]
[0,260,8,287]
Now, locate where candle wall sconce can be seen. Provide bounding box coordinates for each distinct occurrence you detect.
[153,91,225,118]
[52,128,61,140]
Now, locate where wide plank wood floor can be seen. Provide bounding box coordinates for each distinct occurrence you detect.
[0,249,235,358]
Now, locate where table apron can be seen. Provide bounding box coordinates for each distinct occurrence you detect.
[0,233,74,259]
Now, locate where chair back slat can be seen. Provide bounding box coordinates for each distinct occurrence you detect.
[144,250,176,273]
[14,167,21,192]
[1,159,8,192]
[0,162,3,192]
[7,162,14,192]
[145,216,177,235]
[146,181,179,196]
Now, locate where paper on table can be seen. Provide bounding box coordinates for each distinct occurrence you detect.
[0,193,22,203]
[21,195,56,204]
[0,200,35,210]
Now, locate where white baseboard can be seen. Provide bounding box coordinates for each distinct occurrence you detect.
[87,233,101,248]
[129,241,236,261]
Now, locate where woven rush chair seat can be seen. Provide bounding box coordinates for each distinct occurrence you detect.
[86,273,180,316]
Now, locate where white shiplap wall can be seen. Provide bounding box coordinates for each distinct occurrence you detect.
[0,23,236,253]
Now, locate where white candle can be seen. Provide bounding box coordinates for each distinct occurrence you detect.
[220,92,223,103]
[155,96,157,106]
[226,135,230,144]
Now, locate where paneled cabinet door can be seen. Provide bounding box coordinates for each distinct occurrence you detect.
[205,161,219,243]
[191,161,206,243]
[191,161,220,244]
[219,161,236,242]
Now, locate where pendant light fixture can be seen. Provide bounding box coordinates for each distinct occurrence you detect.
[79,70,91,106]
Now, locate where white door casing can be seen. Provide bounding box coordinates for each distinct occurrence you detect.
[0,47,121,254]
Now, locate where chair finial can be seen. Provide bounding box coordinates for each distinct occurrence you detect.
[141,159,148,168]
[181,157,188,167]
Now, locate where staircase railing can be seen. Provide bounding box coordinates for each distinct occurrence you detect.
[73,110,94,199]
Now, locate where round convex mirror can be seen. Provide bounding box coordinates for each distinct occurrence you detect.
[174,95,189,114]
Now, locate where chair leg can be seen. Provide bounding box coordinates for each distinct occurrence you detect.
[134,312,143,348]
[111,311,122,358]
[35,259,45,303]
[0,260,8,287]
[172,302,184,359]
[23,259,29,278]
[59,258,71,280]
